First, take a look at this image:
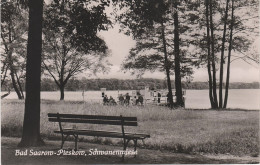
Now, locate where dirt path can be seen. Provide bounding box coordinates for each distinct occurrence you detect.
[1,137,259,164]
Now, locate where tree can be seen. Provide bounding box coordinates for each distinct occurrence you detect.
[204,0,215,108]
[223,0,234,108]
[118,0,199,108]
[200,0,259,109]
[1,1,27,99]
[42,1,111,100]
[118,0,176,107]
[223,0,259,108]
[18,0,45,147]
[218,0,230,108]
[200,0,219,108]
[209,0,219,108]
[171,0,184,106]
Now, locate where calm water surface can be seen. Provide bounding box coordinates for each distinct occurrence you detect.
[3,89,259,110]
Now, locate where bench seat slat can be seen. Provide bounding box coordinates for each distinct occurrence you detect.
[62,129,150,138]
[48,113,137,121]
[54,129,150,139]
[49,118,138,126]
[63,128,150,138]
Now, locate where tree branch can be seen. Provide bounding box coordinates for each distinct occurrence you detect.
[42,61,60,87]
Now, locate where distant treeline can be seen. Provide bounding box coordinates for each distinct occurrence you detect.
[2,78,259,91]
[43,78,259,91]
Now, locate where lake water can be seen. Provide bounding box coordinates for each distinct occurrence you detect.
[3,89,259,110]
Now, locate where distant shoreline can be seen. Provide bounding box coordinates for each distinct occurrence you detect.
[3,88,258,92]
[1,78,259,91]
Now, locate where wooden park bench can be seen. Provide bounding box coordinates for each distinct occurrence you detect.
[47,113,150,160]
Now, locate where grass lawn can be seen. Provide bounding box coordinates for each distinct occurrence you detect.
[1,99,259,156]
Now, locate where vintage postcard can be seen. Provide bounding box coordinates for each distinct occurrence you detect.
[1,0,259,164]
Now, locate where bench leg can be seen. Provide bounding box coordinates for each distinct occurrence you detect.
[142,139,145,146]
[122,139,130,161]
[61,134,69,149]
[122,140,126,161]
[61,141,64,149]
[133,139,137,158]
[73,134,78,151]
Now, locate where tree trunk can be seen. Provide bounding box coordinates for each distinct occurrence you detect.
[7,46,23,99]
[10,69,23,99]
[209,0,218,108]
[205,0,215,108]
[161,21,174,108]
[60,84,65,100]
[219,0,230,108]
[161,20,173,108]
[224,0,234,108]
[173,0,184,107]
[1,64,9,87]
[59,59,66,100]
[18,0,45,147]
[15,71,25,99]
[5,14,24,99]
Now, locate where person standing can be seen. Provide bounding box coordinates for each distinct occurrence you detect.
[103,95,108,104]
[136,93,144,105]
[118,94,124,105]
[125,93,130,105]
[158,92,161,103]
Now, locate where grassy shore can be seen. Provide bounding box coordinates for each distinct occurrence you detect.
[1,99,259,156]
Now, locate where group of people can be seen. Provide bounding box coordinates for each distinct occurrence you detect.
[118,93,130,105]
[119,93,144,106]
[103,95,117,105]
[103,93,144,106]
[102,90,171,106]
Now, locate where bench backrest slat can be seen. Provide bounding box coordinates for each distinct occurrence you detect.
[48,113,137,121]
[48,118,138,126]
[48,113,138,126]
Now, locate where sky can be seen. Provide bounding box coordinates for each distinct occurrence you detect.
[91,25,260,83]
[44,0,259,83]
